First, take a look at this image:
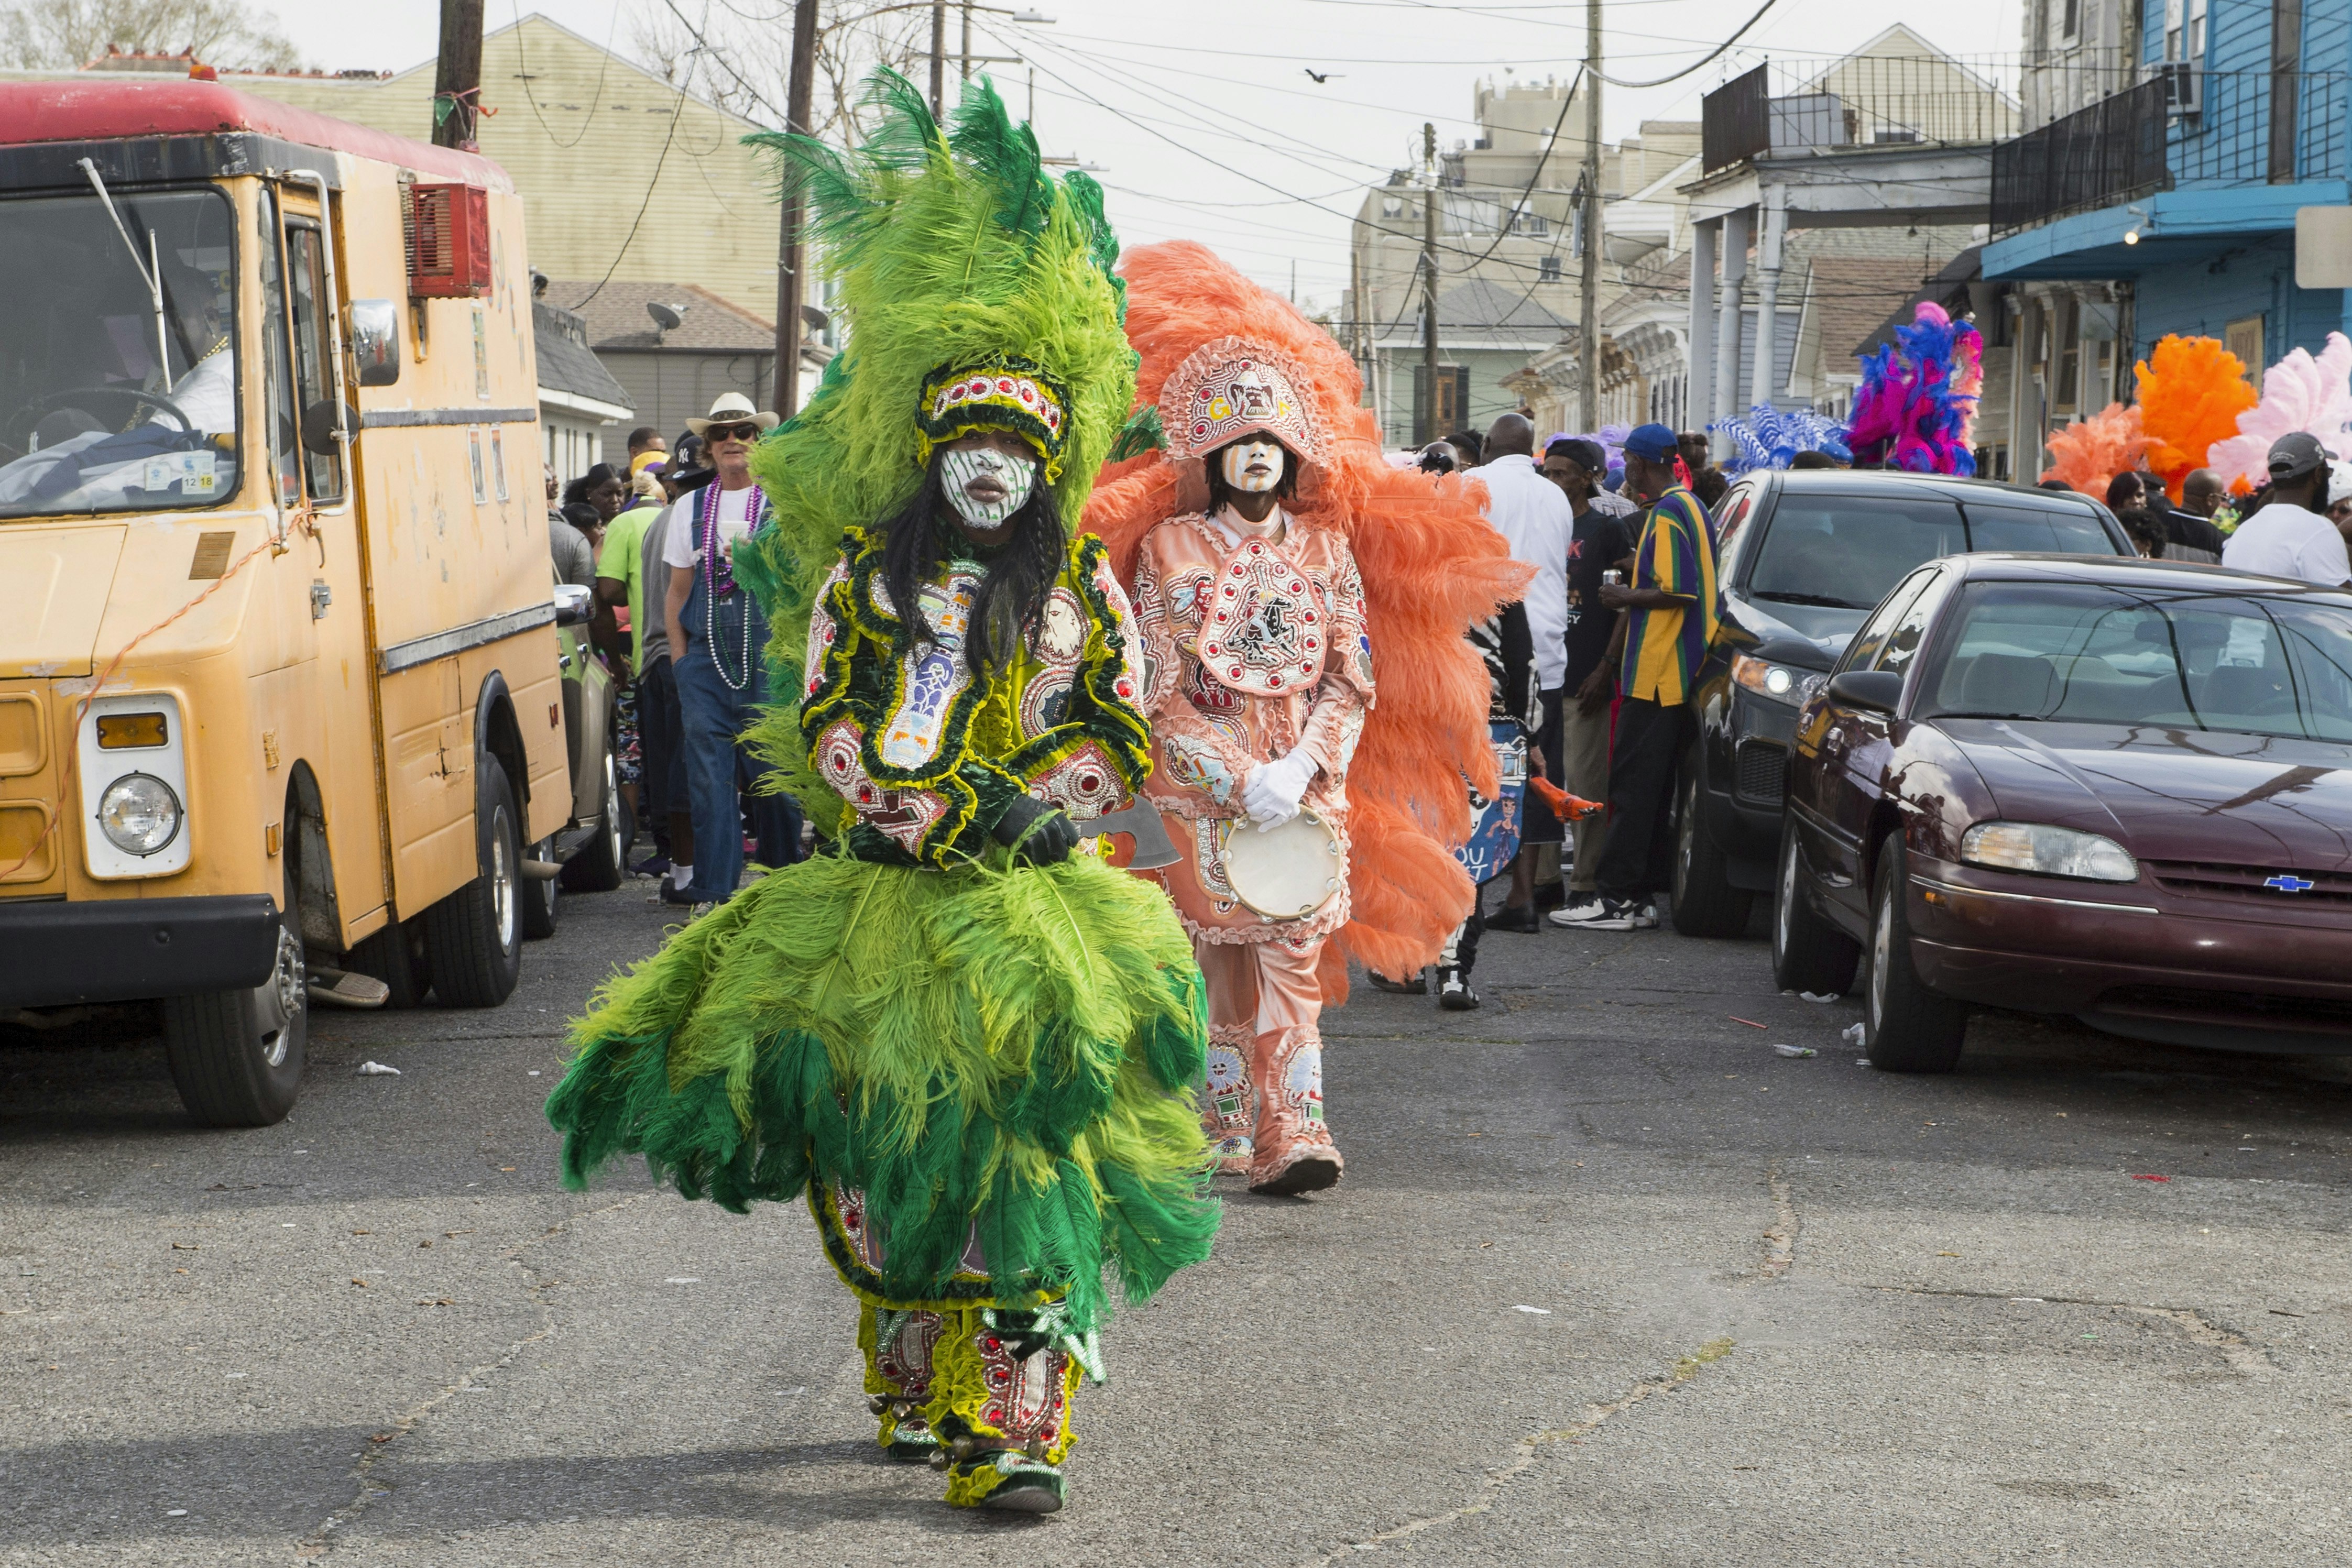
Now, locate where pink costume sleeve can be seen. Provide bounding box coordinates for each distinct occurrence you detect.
[1293,541,1374,787]
[1133,526,1259,812]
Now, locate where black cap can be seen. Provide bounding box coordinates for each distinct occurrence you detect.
[2268,431,2330,480]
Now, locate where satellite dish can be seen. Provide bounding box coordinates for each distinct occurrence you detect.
[647,300,686,332]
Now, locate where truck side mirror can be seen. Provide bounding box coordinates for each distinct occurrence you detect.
[300,399,344,457]
[347,299,401,387]
[553,583,593,627]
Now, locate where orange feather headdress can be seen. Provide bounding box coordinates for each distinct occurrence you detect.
[2135,334,2258,501]
[2039,402,2148,499]
[1085,241,1531,999]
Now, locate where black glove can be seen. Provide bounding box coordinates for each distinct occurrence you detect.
[992,795,1078,865]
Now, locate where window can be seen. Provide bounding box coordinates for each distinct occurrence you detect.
[1837,568,1936,674]
[2271,0,2303,183]
[256,192,299,511]
[284,223,344,503]
[1539,255,1562,282]
[1874,570,1953,681]
[1962,503,2125,555]
[2054,295,2080,413]
[2226,314,2266,377]
[0,187,240,519]
[1750,499,1965,624]
[2060,0,2081,41]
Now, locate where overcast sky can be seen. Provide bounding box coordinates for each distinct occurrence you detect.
[278,1,2020,313]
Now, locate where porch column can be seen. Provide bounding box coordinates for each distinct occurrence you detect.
[1714,205,1749,426]
[1751,186,1786,408]
[1687,218,1717,434]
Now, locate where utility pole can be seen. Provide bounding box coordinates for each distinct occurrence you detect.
[1420,123,1442,446]
[1578,0,1602,431]
[960,0,973,80]
[929,1,947,117]
[431,0,486,151]
[774,0,819,416]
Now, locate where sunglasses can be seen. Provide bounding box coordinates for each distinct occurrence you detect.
[705,422,763,443]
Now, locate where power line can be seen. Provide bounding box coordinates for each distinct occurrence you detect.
[572,21,700,310]
[1596,0,1783,88]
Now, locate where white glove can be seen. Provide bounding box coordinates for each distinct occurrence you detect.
[1242,749,1319,831]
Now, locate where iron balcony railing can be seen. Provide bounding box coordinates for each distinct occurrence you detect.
[1991,67,2352,234]
[1700,55,2022,174]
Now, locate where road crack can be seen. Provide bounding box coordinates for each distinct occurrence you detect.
[293,1192,651,1559]
[1299,1339,1735,1565]
[1866,1284,2272,1374]
[1758,1163,1797,1281]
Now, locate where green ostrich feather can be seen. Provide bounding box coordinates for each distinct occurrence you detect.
[727,71,1138,825]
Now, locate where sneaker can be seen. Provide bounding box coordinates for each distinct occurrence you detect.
[1547,893,1607,927]
[630,854,671,879]
[689,901,716,921]
[1436,966,1480,1011]
[659,882,697,906]
[1367,969,1426,994]
[1581,897,1658,931]
[1486,904,1542,934]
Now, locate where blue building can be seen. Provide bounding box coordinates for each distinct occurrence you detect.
[1984,0,2352,467]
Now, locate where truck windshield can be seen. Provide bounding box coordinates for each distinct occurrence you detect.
[0,187,239,519]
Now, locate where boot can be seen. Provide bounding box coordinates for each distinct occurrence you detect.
[1248,1025,1342,1196]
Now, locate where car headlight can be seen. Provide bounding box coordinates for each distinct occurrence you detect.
[1731,651,1826,708]
[97,773,183,856]
[1961,821,2137,883]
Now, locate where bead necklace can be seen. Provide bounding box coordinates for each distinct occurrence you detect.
[701,480,764,692]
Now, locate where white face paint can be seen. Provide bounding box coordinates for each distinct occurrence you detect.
[939,445,1038,530]
[1219,437,1286,495]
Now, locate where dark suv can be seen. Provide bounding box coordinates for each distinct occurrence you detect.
[1669,469,2131,936]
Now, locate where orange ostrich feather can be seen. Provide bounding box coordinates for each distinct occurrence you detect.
[2135,334,2258,501]
[1086,242,1532,1001]
[2039,402,2148,498]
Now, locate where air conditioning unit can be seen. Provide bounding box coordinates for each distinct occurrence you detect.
[2151,61,2203,117]
[404,182,491,298]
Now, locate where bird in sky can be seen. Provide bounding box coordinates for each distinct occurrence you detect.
[1303,68,1343,83]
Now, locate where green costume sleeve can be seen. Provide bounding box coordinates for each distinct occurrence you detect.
[802,538,1027,869]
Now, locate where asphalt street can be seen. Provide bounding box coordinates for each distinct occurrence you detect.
[6,871,2351,1566]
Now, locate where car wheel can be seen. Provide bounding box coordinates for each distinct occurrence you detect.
[422,755,523,1008]
[346,917,430,1008]
[560,743,625,893]
[161,880,307,1127]
[521,835,560,939]
[1864,835,1967,1073]
[1670,763,1753,938]
[1771,821,1859,995]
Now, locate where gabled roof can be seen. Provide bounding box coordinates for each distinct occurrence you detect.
[546,279,774,352]
[532,300,633,413]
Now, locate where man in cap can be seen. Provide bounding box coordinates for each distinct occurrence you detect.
[2220,433,2352,587]
[660,392,802,909]
[1557,422,1720,932]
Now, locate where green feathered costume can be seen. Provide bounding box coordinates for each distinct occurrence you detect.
[544,72,1218,1512]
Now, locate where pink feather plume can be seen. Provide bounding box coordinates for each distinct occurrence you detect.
[2206,331,2352,490]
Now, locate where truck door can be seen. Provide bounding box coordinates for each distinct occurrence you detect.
[267,180,387,946]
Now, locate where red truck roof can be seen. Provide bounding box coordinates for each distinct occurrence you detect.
[0,77,513,191]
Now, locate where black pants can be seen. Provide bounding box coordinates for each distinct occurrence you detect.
[1594,697,1688,902]
[636,656,684,857]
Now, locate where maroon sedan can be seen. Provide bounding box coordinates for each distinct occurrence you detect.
[1774,553,2352,1071]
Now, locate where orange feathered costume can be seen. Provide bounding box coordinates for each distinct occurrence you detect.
[1084,242,1529,1006]
[2040,402,2149,499]
[2136,335,2258,502]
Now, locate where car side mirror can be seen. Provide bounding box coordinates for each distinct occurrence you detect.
[553,583,593,628]
[348,299,401,386]
[1826,670,1904,715]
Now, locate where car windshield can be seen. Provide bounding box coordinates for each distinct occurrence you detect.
[1918,582,2352,742]
[1746,495,2117,612]
[0,187,239,519]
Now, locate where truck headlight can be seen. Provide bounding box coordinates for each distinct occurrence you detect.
[1961,821,2137,883]
[97,773,182,856]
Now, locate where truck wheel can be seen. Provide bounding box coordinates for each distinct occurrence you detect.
[1771,823,1859,995]
[423,755,522,1007]
[162,892,307,1127]
[560,742,625,893]
[1864,835,1967,1073]
[521,836,560,939]
[1670,764,1753,938]
[347,918,430,1007]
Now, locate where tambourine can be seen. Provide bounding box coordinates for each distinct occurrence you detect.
[1221,808,1343,920]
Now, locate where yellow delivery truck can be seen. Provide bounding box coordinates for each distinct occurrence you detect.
[0,80,621,1125]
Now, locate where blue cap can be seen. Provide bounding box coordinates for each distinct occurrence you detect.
[1623,423,1679,462]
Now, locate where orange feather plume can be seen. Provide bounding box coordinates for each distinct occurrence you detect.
[1085,242,1532,1001]
[2038,402,2148,498]
[2135,334,2258,502]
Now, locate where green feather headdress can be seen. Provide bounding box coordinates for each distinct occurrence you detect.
[731,69,1136,816]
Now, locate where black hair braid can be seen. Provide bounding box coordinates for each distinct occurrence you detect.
[876,456,1065,673]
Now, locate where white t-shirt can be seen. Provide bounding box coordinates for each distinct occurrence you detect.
[1473,453,1576,690]
[2220,501,2352,588]
[661,482,761,571]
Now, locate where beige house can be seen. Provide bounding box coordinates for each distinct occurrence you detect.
[220,14,784,324]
